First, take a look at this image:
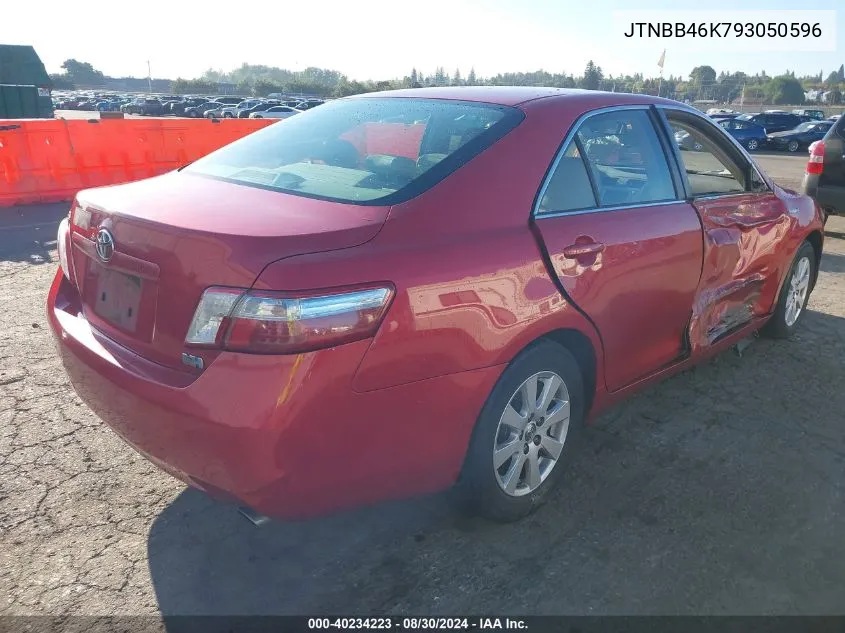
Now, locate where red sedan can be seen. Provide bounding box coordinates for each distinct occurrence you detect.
[48,88,824,522]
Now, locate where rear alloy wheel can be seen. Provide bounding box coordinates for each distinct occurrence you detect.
[493,372,570,497]
[459,340,584,522]
[762,241,815,339]
[693,141,704,151]
[746,139,759,151]
[787,140,800,152]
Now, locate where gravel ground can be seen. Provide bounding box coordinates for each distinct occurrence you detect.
[2,154,845,618]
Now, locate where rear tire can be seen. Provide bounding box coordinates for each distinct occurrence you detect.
[458,340,584,522]
[762,241,815,339]
[787,140,800,152]
[745,139,759,151]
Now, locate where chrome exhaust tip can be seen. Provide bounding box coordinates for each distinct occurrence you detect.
[238,506,271,526]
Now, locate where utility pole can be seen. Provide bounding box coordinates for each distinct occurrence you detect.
[147,60,152,94]
[740,84,745,112]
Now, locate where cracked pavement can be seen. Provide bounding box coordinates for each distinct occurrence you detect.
[2,155,845,617]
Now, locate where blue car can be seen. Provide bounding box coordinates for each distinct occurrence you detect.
[717,118,768,152]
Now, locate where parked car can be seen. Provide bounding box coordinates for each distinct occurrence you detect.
[94,100,121,112]
[296,99,325,110]
[706,108,736,116]
[170,98,209,116]
[767,121,834,153]
[716,118,768,151]
[75,99,100,111]
[735,112,807,134]
[203,103,230,119]
[238,101,280,118]
[49,88,824,523]
[250,105,301,119]
[792,109,825,121]
[212,96,244,105]
[121,98,164,116]
[803,114,845,222]
[220,99,263,118]
[708,113,739,123]
[673,128,704,151]
[184,100,216,118]
[163,99,184,115]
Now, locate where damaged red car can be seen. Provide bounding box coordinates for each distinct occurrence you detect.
[48,88,824,522]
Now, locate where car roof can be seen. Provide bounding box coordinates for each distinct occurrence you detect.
[349,86,688,109]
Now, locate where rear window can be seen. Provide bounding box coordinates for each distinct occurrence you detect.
[185,98,522,205]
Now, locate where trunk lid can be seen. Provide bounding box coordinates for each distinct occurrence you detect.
[69,171,388,371]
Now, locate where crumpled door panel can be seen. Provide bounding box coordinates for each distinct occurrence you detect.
[690,192,790,350]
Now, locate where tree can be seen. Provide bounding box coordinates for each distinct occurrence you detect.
[452,68,462,86]
[467,67,477,86]
[689,65,717,87]
[829,88,843,105]
[825,71,840,87]
[434,66,447,86]
[253,78,282,96]
[581,60,603,90]
[49,73,74,90]
[410,67,419,88]
[60,59,105,86]
[171,78,218,95]
[765,75,805,105]
[839,64,845,82]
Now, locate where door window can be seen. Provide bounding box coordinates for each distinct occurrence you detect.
[537,143,597,213]
[575,110,676,206]
[666,114,747,197]
[537,108,677,214]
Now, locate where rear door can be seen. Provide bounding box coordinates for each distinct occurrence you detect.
[533,106,704,391]
[661,108,791,351]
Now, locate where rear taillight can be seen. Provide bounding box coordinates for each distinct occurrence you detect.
[56,216,75,284]
[185,285,394,354]
[807,140,825,175]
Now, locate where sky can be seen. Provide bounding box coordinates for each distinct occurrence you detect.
[5,0,844,81]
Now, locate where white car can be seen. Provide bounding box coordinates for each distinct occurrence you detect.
[707,107,736,116]
[250,106,302,120]
[220,99,263,119]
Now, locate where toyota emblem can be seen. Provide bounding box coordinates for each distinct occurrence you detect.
[95,228,115,262]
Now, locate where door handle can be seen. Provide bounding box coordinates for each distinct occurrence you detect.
[562,241,605,259]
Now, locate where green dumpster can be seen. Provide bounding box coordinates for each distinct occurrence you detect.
[0,45,54,118]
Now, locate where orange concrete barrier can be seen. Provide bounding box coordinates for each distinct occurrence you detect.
[0,117,274,207]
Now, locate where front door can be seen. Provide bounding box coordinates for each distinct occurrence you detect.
[533,107,703,391]
[662,109,790,351]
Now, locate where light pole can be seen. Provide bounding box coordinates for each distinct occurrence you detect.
[147,60,152,94]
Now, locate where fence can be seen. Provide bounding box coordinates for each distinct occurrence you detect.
[0,117,273,207]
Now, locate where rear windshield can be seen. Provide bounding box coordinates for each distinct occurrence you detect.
[184,97,522,205]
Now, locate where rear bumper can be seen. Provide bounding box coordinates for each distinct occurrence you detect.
[47,270,502,519]
[803,174,845,215]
